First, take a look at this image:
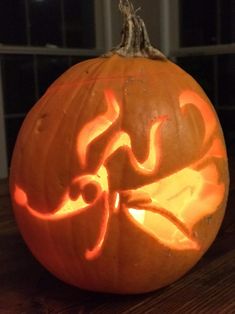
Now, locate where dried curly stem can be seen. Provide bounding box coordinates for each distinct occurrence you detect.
[104,0,166,60]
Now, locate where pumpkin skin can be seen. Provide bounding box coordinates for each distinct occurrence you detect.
[10,55,229,294]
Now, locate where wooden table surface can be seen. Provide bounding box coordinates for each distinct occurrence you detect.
[0,157,235,313]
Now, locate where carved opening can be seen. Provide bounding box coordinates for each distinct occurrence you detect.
[14,89,225,259]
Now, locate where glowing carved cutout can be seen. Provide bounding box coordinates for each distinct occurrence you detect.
[101,116,166,175]
[15,165,108,219]
[77,90,120,168]
[14,89,225,259]
[180,90,217,144]
[127,165,224,249]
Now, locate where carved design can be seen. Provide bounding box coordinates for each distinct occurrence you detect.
[14,90,225,259]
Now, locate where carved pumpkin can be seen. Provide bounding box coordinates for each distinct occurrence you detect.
[10,0,229,294]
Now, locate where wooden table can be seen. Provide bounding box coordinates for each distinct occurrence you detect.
[1,158,235,313]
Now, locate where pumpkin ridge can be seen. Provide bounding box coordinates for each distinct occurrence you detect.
[47,74,143,92]
[15,88,62,204]
[42,96,76,212]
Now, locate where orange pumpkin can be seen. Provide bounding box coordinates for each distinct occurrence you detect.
[10,0,229,294]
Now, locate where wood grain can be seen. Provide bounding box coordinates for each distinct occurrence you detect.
[0,154,234,313]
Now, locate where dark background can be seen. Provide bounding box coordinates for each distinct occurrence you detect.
[0,0,234,167]
[178,0,235,160]
[0,1,234,312]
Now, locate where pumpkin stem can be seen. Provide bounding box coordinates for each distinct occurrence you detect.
[104,0,167,60]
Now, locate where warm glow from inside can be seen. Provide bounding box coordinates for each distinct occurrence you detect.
[139,168,202,220]
[180,91,217,144]
[126,165,224,250]
[14,89,226,258]
[14,166,109,220]
[77,90,120,168]
[114,192,120,213]
[101,116,165,175]
[129,208,146,224]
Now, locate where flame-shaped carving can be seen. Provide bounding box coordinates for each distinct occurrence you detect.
[14,89,225,260]
[77,90,120,169]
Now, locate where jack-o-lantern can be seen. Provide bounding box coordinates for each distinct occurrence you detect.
[10,0,229,294]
